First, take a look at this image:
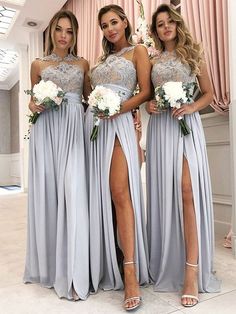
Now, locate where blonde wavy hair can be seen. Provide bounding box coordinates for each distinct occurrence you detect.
[98,5,133,61]
[151,4,203,74]
[44,10,78,57]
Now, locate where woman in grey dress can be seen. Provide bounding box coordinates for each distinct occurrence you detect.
[146,4,221,307]
[84,4,151,311]
[24,10,90,300]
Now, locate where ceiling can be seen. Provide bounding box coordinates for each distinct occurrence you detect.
[0,0,67,90]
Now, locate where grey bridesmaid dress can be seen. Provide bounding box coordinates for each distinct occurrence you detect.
[24,53,89,300]
[84,46,149,292]
[146,51,221,292]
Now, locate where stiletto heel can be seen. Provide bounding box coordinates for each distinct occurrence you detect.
[181,262,199,307]
[123,261,142,311]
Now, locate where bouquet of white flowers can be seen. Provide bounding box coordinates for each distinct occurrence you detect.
[25,80,66,124]
[88,85,121,141]
[155,81,196,136]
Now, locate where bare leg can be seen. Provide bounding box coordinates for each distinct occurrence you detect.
[181,157,199,306]
[110,137,140,310]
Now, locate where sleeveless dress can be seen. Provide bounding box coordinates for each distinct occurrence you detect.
[24,53,89,300]
[146,51,221,292]
[84,47,149,292]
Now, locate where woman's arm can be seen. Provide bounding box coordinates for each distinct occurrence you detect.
[82,58,92,101]
[119,45,152,114]
[172,61,213,119]
[28,60,45,113]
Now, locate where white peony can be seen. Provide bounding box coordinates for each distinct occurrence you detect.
[33,80,61,104]
[162,82,188,108]
[88,86,121,141]
[88,85,121,116]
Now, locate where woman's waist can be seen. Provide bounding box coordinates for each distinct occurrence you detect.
[94,83,133,102]
[64,92,82,103]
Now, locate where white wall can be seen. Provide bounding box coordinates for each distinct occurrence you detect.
[202,113,231,236]
[0,90,11,154]
[0,153,20,186]
[228,0,236,256]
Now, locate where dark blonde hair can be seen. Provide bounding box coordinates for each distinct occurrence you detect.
[151,4,203,74]
[45,10,78,56]
[98,5,133,61]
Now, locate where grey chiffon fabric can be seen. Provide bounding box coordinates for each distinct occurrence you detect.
[146,51,221,292]
[84,47,149,292]
[24,54,89,300]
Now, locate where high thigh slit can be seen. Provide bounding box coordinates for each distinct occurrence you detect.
[146,50,221,293]
[84,47,149,292]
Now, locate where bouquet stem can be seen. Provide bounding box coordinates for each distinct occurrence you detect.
[178,116,191,136]
[29,112,40,124]
[90,125,99,141]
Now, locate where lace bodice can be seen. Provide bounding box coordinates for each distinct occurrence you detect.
[91,47,137,92]
[151,51,196,87]
[40,53,84,95]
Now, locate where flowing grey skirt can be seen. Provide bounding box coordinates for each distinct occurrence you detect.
[146,109,221,292]
[24,93,89,300]
[84,84,149,292]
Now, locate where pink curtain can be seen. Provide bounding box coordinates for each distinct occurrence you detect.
[63,0,100,65]
[63,0,169,66]
[181,0,230,114]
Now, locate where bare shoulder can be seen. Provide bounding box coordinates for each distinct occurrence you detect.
[133,44,148,55]
[30,59,43,75]
[79,57,90,71]
[133,44,149,64]
[31,58,42,68]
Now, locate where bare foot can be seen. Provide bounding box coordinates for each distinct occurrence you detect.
[181,263,199,307]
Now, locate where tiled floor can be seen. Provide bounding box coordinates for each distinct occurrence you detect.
[0,192,236,314]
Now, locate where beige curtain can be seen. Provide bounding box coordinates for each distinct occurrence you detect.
[64,0,169,66]
[181,0,230,114]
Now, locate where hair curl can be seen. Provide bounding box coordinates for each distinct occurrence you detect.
[151,4,203,74]
[45,10,78,57]
[98,5,133,61]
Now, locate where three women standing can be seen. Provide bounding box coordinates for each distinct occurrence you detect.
[24,3,221,311]
[24,10,90,300]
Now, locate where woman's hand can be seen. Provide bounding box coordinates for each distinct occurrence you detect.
[171,103,196,119]
[133,111,141,132]
[146,100,161,115]
[29,100,45,114]
[97,112,120,120]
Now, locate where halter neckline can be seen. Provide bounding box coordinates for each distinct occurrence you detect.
[44,53,78,62]
[111,46,134,56]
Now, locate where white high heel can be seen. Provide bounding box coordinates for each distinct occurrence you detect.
[123,261,142,312]
[181,262,199,307]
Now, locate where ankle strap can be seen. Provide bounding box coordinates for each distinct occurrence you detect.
[186,262,198,267]
[123,261,136,265]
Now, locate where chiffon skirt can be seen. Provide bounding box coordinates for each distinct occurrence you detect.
[84,84,149,292]
[146,109,221,292]
[24,93,89,300]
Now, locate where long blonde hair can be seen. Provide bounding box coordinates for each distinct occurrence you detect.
[151,4,203,74]
[44,10,78,56]
[98,5,133,61]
